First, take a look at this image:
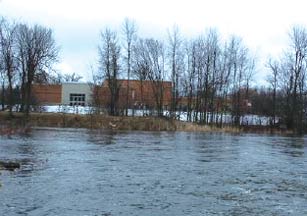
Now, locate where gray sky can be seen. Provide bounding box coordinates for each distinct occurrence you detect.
[1,0,307,83]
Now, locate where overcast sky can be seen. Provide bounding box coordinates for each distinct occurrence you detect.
[1,0,307,83]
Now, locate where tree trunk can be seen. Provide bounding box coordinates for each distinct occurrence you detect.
[1,80,5,111]
[7,67,13,116]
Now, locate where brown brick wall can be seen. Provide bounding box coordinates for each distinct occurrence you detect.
[32,84,62,105]
[95,80,172,109]
[31,80,172,108]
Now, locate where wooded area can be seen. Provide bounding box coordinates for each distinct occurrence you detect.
[2,17,307,133]
[0,17,59,116]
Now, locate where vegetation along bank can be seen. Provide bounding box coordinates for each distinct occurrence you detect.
[0,112,293,135]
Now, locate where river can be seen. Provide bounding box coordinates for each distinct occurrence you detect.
[0,128,306,215]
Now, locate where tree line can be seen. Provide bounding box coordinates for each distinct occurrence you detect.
[0,17,59,116]
[2,17,307,133]
[96,20,254,121]
[96,19,307,134]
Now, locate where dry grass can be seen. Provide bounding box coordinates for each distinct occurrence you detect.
[0,111,294,134]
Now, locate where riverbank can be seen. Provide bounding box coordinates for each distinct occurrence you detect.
[0,112,212,132]
[0,112,292,134]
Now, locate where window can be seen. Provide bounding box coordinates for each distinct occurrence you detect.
[69,94,85,106]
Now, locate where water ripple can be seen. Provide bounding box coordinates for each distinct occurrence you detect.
[1,129,307,215]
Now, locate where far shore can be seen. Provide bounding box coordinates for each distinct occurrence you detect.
[0,112,293,135]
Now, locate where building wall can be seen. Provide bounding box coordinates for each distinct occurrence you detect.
[32,84,62,105]
[95,80,172,109]
[61,83,92,105]
[31,80,171,109]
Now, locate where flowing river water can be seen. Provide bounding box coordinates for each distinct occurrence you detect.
[0,128,307,215]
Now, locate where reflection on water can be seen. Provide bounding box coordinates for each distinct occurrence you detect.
[0,128,307,216]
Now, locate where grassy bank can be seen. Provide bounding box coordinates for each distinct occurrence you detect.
[0,112,204,132]
[0,111,292,134]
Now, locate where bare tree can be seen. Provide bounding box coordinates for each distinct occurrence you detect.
[88,65,104,114]
[122,18,137,116]
[143,38,166,116]
[167,25,183,118]
[98,28,121,116]
[149,39,166,116]
[0,69,5,111]
[0,18,17,116]
[182,33,224,124]
[267,58,279,126]
[243,58,255,101]
[62,72,83,83]
[226,36,252,126]
[0,18,5,111]
[182,40,197,122]
[203,29,220,124]
[279,26,307,133]
[132,38,149,113]
[290,26,307,133]
[185,30,221,124]
[216,41,232,127]
[192,37,204,122]
[132,38,167,116]
[16,23,59,115]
